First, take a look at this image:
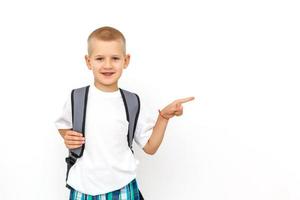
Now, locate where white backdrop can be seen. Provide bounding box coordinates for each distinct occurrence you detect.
[0,0,299,199]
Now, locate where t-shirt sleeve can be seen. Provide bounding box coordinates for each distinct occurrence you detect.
[54,92,73,130]
[134,98,157,149]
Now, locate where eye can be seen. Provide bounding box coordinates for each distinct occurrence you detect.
[112,57,120,61]
[96,57,104,61]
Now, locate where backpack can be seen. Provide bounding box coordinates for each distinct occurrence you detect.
[64,85,144,199]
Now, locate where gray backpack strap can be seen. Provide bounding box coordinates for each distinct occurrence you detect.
[65,85,89,183]
[70,85,89,158]
[120,89,140,152]
[119,89,143,199]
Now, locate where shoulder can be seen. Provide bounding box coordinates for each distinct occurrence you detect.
[71,85,90,92]
[119,88,139,96]
[69,85,90,99]
[119,88,140,103]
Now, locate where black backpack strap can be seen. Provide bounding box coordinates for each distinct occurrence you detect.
[120,88,140,153]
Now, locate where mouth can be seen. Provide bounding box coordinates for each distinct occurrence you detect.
[101,72,115,77]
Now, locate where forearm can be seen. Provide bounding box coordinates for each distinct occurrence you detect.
[143,114,169,155]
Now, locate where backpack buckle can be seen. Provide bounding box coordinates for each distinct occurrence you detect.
[65,156,76,165]
[65,152,78,165]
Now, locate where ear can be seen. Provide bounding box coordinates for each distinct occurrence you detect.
[85,55,92,70]
[123,54,130,69]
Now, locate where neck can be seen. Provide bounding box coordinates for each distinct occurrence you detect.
[94,82,119,92]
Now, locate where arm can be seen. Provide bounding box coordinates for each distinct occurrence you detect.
[143,96,195,155]
[143,114,169,155]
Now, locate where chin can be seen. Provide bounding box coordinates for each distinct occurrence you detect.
[98,80,118,86]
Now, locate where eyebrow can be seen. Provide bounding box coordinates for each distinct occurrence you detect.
[94,54,121,57]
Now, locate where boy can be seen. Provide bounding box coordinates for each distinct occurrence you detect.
[55,26,194,199]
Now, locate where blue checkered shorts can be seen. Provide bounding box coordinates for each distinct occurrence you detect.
[69,179,141,200]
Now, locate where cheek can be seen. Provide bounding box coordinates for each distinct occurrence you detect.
[116,68,123,76]
[92,66,101,75]
[92,63,102,70]
[115,62,125,71]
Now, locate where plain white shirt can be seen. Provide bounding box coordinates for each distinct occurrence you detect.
[54,83,155,195]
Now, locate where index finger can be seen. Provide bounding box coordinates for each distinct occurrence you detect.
[68,130,83,136]
[176,96,195,104]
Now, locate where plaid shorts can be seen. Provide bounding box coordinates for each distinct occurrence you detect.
[69,179,141,200]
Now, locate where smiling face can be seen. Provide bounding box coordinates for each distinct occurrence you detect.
[85,38,130,92]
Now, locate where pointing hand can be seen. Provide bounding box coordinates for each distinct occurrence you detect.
[159,97,195,120]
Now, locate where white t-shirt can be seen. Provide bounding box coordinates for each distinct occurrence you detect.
[54,83,156,195]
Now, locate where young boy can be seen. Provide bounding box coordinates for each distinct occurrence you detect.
[55,26,194,200]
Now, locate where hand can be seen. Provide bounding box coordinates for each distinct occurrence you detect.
[159,96,195,120]
[63,130,85,149]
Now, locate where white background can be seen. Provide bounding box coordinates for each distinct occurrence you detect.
[0,0,299,199]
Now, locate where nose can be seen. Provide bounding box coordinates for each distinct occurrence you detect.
[103,59,113,69]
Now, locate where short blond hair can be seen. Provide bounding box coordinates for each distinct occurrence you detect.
[87,26,126,55]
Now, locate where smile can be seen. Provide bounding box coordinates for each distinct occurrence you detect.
[101,72,115,77]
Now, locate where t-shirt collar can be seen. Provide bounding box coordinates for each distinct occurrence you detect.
[90,82,121,98]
